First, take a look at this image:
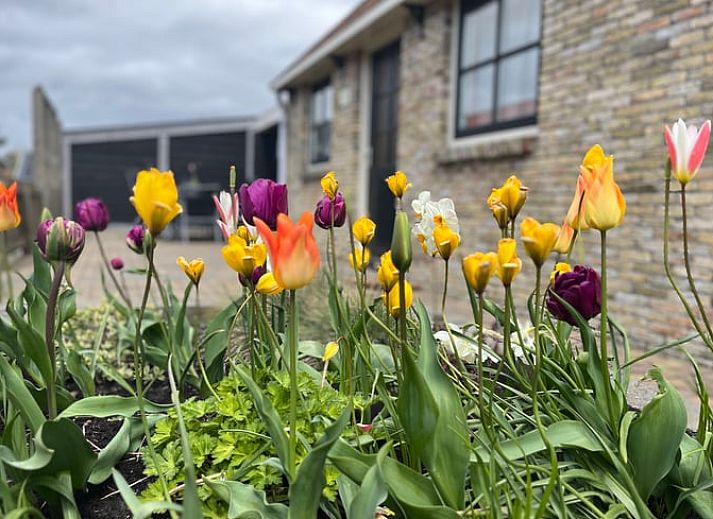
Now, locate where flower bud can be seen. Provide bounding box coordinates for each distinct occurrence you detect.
[390,211,412,273]
[74,197,110,232]
[352,216,376,246]
[36,217,86,264]
[314,193,346,229]
[256,272,283,295]
[111,257,124,271]
[546,265,601,325]
[126,225,145,254]
[385,171,411,199]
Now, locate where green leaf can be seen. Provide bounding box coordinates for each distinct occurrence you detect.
[0,355,45,433]
[236,366,289,476]
[397,302,469,508]
[112,469,183,519]
[6,300,52,390]
[208,480,288,519]
[204,300,240,382]
[58,395,169,418]
[0,444,53,471]
[288,405,351,519]
[627,367,687,500]
[66,349,95,397]
[349,446,388,519]
[35,419,97,490]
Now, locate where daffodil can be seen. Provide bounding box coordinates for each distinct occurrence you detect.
[412,194,459,257]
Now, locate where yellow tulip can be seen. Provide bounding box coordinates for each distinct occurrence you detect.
[520,217,559,267]
[377,251,399,291]
[352,216,376,245]
[349,246,371,272]
[553,221,575,255]
[385,171,411,198]
[237,225,252,243]
[489,201,509,231]
[256,272,284,295]
[462,251,498,294]
[550,262,571,284]
[565,175,588,232]
[221,234,267,279]
[496,238,522,287]
[320,171,339,199]
[488,175,527,224]
[384,281,413,318]
[322,341,340,362]
[130,168,183,235]
[176,256,204,286]
[433,222,460,261]
[579,145,626,231]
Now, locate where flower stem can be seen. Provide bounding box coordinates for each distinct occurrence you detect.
[680,185,713,342]
[94,231,132,308]
[45,261,65,419]
[398,272,407,348]
[0,232,13,300]
[599,230,616,430]
[476,292,486,424]
[288,289,299,481]
[534,265,542,375]
[441,260,464,371]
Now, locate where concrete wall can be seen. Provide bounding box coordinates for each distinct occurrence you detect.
[32,86,64,216]
[284,0,713,355]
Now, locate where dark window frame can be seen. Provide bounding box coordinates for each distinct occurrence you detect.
[455,0,542,138]
[309,79,333,164]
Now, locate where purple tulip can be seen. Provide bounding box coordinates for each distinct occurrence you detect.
[546,265,601,325]
[36,217,86,264]
[239,265,266,287]
[111,257,124,270]
[126,225,145,254]
[239,179,288,230]
[314,193,346,229]
[74,197,110,231]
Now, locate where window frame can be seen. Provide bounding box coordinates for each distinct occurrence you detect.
[454,0,542,138]
[308,79,333,164]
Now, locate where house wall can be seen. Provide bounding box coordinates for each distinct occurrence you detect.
[284,0,713,356]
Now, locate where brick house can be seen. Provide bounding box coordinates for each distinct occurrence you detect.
[271,0,713,354]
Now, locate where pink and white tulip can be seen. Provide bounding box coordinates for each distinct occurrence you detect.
[664,118,711,185]
[213,190,239,241]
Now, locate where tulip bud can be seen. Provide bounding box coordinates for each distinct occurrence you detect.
[256,272,283,295]
[111,257,124,271]
[385,171,411,199]
[126,225,145,254]
[314,193,346,229]
[74,197,110,232]
[390,211,412,272]
[36,217,86,265]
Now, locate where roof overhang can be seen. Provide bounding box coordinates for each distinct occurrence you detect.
[271,0,428,91]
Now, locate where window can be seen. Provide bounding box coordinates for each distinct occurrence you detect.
[455,0,541,137]
[309,81,333,163]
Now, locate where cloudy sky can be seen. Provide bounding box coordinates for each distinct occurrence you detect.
[1,0,358,150]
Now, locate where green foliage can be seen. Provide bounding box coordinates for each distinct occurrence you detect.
[142,368,356,518]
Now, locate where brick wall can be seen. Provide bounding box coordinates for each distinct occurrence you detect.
[284,0,713,357]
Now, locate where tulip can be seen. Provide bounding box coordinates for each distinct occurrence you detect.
[546,265,601,325]
[221,234,267,280]
[664,119,711,185]
[553,221,575,255]
[74,197,110,232]
[385,171,411,198]
[579,145,626,231]
[390,211,412,272]
[37,217,86,265]
[239,178,288,230]
[377,251,399,291]
[488,176,527,224]
[352,216,376,245]
[550,262,571,284]
[111,257,124,271]
[236,225,252,243]
[462,251,498,294]
[495,238,522,286]
[433,222,460,261]
[130,168,183,236]
[349,246,371,272]
[177,256,205,286]
[565,176,589,232]
[255,212,320,290]
[0,182,21,231]
[213,190,239,241]
[520,217,559,267]
[256,272,283,295]
[314,193,346,229]
[320,171,339,199]
[126,225,145,254]
[322,341,339,362]
[384,280,413,318]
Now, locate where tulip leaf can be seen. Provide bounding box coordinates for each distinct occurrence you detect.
[204,300,241,383]
[0,355,45,434]
[348,446,389,519]
[58,395,169,418]
[208,480,288,519]
[288,405,351,519]
[6,300,52,391]
[626,367,687,500]
[397,302,469,509]
[112,469,183,519]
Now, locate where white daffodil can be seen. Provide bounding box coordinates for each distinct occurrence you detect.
[412,194,459,257]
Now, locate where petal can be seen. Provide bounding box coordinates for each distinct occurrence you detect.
[688,120,711,174]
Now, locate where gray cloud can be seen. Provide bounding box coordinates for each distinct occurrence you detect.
[0,0,357,149]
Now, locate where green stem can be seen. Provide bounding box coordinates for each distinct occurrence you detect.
[288,289,299,481]
[441,260,464,372]
[45,261,65,419]
[599,230,616,430]
[1,232,13,299]
[534,265,542,376]
[476,292,486,425]
[95,231,132,308]
[398,272,407,348]
[681,185,713,342]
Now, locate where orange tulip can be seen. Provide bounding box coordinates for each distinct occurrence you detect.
[579,145,626,231]
[255,212,320,290]
[565,176,588,232]
[553,221,575,255]
[0,182,21,231]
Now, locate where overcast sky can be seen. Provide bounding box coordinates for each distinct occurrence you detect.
[1,0,358,150]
